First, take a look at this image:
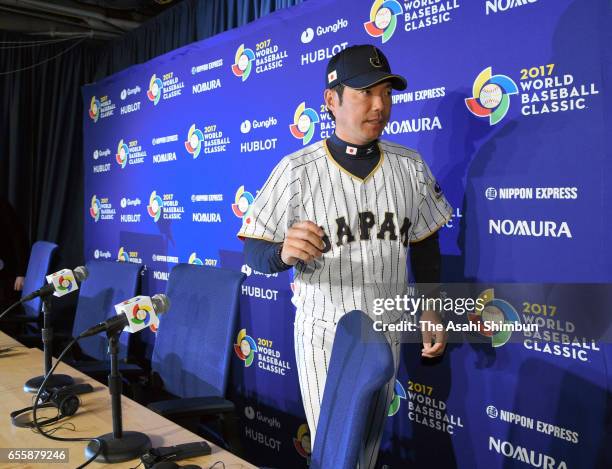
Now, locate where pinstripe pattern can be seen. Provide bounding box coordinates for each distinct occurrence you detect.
[237,139,453,465]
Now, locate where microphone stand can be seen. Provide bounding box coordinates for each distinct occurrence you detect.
[85,329,151,462]
[24,296,74,392]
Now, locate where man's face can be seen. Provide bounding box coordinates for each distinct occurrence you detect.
[325,81,393,145]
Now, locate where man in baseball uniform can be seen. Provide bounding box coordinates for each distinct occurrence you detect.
[238,45,452,468]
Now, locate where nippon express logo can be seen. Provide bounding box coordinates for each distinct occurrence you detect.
[184,124,204,158]
[289,102,319,145]
[147,191,163,222]
[88,96,101,122]
[364,0,403,43]
[89,195,101,222]
[234,329,258,367]
[388,379,407,416]
[147,74,163,105]
[231,44,255,82]
[188,252,203,265]
[466,67,518,125]
[468,288,520,347]
[232,186,255,224]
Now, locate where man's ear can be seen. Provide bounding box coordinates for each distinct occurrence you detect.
[324,88,335,114]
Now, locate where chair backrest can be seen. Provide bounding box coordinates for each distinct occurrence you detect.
[72,260,141,361]
[21,241,58,319]
[311,310,394,469]
[152,263,246,398]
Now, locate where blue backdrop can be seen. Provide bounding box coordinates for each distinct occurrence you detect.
[83,0,612,467]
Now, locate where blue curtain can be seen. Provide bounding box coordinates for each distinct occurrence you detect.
[0,0,304,273]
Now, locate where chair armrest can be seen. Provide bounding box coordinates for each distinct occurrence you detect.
[148,396,235,419]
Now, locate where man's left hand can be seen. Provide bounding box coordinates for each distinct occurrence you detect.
[420,309,447,358]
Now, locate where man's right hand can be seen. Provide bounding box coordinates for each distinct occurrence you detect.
[281,221,326,265]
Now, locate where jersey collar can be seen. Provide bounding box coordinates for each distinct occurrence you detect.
[327,133,380,159]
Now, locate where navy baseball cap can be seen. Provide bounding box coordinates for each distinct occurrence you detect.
[325,45,407,91]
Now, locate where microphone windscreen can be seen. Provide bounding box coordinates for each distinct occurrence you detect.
[151,293,171,315]
[74,265,89,282]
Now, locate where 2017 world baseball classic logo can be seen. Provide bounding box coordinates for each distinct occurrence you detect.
[188,252,204,265]
[465,67,519,125]
[88,95,115,121]
[89,195,114,222]
[147,191,163,222]
[184,124,204,158]
[468,288,521,347]
[289,102,320,145]
[231,40,288,82]
[147,72,184,104]
[466,64,600,124]
[116,140,129,168]
[364,0,403,43]
[116,138,147,168]
[364,0,460,39]
[89,96,101,122]
[232,186,255,225]
[403,379,464,434]
[147,191,184,221]
[117,247,142,264]
[234,329,258,367]
[293,424,312,462]
[232,44,255,81]
[147,75,163,105]
[388,379,407,416]
[89,195,101,222]
[234,329,291,375]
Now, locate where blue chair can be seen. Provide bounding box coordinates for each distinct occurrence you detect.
[66,260,142,375]
[147,263,246,446]
[21,241,58,320]
[310,310,395,469]
[4,241,57,335]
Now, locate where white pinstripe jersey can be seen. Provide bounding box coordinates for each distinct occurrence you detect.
[237,139,453,324]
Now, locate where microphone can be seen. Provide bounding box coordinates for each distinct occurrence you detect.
[79,294,170,338]
[21,266,89,302]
